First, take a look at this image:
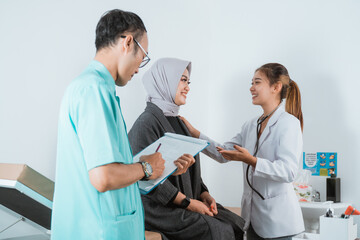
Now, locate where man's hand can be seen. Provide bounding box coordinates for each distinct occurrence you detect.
[172,154,195,176]
[187,199,214,216]
[140,152,165,179]
[200,191,218,215]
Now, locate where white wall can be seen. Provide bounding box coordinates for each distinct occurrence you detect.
[1,0,360,236]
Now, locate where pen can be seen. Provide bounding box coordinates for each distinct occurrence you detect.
[155,143,162,153]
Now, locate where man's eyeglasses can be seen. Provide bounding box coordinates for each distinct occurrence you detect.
[120,35,150,68]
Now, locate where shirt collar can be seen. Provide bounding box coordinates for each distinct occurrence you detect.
[267,103,285,127]
[252,101,285,127]
[89,60,116,94]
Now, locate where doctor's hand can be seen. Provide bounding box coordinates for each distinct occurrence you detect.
[140,153,165,180]
[187,199,214,217]
[200,191,218,215]
[217,145,257,167]
[172,154,195,176]
[179,116,200,138]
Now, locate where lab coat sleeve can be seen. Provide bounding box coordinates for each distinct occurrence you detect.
[76,85,122,171]
[253,118,302,183]
[199,129,244,164]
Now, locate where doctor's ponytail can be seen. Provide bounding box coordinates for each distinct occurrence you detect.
[285,79,303,131]
[256,63,304,131]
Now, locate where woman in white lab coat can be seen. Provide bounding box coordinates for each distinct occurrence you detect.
[181,63,305,239]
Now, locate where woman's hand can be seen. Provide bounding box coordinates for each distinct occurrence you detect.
[187,199,214,216]
[172,154,195,176]
[200,192,218,215]
[217,145,257,167]
[179,116,200,138]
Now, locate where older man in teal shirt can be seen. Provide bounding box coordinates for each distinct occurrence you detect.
[51,10,165,239]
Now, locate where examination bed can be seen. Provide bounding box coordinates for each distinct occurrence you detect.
[0,163,53,239]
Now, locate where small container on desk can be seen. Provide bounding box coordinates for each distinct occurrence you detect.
[319,215,357,240]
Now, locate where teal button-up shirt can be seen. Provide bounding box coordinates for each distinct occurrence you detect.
[51,60,144,240]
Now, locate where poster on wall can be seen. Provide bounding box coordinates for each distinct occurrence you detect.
[303,152,337,176]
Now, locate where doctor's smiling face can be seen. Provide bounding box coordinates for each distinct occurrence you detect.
[250,70,279,106]
[174,68,190,106]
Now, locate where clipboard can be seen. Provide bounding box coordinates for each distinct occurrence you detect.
[133,132,209,195]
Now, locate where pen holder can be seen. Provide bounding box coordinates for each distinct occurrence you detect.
[319,215,357,240]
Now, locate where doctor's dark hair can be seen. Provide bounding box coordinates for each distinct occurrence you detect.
[95,9,147,51]
[256,63,304,131]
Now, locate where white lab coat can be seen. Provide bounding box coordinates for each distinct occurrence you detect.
[200,105,304,238]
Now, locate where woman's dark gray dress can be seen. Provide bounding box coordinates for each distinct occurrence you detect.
[128,102,244,240]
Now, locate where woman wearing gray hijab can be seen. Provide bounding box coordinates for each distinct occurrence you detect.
[128,58,244,240]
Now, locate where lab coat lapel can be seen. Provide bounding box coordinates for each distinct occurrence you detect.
[257,105,285,151]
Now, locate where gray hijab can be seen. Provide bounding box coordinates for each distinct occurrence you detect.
[142,58,192,116]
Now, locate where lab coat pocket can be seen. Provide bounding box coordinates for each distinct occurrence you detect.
[115,210,136,222]
[262,192,298,227]
[103,210,142,240]
[252,191,303,237]
[260,192,289,218]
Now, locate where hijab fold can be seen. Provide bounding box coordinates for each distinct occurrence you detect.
[142,58,192,116]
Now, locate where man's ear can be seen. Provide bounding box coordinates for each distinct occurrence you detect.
[122,35,134,54]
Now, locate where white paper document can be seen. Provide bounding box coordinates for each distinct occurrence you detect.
[133,132,209,195]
